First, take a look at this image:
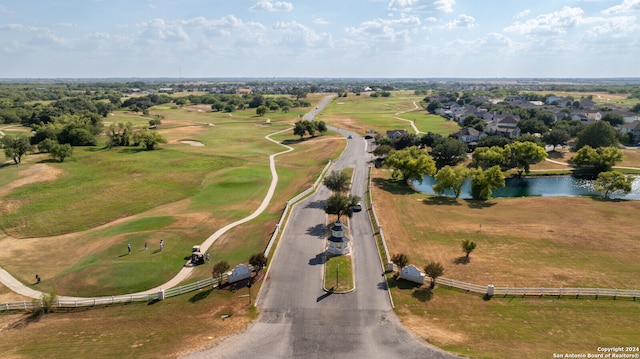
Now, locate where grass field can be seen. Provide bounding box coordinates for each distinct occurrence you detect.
[324,255,354,292]
[372,169,640,358]
[318,91,459,136]
[0,98,343,296]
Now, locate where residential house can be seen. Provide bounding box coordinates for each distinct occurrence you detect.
[620,120,640,144]
[485,114,521,139]
[453,127,486,148]
[386,129,408,141]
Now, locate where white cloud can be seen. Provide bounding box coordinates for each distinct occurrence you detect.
[603,0,640,14]
[249,0,293,12]
[442,14,476,29]
[514,9,530,19]
[388,0,455,13]
[584,15,640,37]
[314,18,329,25]
[138,18,191,43]
[504,6,584,35]
[272,21,331,46]
[0,23,41,32]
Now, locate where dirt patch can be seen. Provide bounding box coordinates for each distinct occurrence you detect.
[0,164,64,198]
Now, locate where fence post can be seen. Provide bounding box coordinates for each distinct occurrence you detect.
[158,289,165,301]
[614,289,617,300]
[596,288,599,300]
[576,288,580,299]
[486,284,494,297]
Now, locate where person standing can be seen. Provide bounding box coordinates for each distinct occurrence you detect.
[128,243,131,254]
[160,239,164,251]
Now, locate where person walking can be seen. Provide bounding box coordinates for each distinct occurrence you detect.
[160,239,164,251]
[35,274,41,283]
[144,242,148,251]
[128,243,131,254]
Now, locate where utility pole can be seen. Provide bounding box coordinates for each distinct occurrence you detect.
[336,263,339,289]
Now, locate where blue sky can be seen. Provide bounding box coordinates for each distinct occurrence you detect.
[1,0,639,78]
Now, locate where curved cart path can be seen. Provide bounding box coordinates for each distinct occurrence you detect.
[0,127,295,301]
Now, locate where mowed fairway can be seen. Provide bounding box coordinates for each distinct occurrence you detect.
[372,169,640,358]
[319,91,460,136]
[0,99,343,297]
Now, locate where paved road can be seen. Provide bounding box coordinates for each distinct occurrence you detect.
[183,98,458,359]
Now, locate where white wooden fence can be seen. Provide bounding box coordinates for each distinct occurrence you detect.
[435,276,639,300]
[1,267,257,312]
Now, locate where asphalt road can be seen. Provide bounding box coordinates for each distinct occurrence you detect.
[183,98,459,359]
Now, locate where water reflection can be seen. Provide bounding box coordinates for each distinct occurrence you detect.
[412,175,640,200]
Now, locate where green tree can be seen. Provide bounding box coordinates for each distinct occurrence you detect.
[49,143,73,162]
[212,260,230,287]
[535,110,557,126]
[256,105,268,116]
[461,240,477,258]
[316,120,327,134]
[575,121,618,150]
[249,253,268,277]
[572,146,623,172]
[37,138,58,153]
[391,253,409,274]
[423,261,444,289]
[543,129,570,151]
[373,144,393,157]
[384,146,437,183]
[430,137,468,169]
[323,170,350,193]
[324,193,361,222]
[601,112,624,127]
[593,171,634,199]
[433,165,469,198]
[1,135,32,166]
[133,129,168,150]
[517,118,548,134]
[470,166,505,200]
[472,146,509,169]
[509,141,548,175]
[293,121,307,139]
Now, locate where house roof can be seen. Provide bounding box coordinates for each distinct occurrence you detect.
[454,127,482,137]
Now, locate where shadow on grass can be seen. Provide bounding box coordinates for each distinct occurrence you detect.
[422,197,461,206]
[8,311,43,330]
[306,223,326,238]
[464,199,497,209]
[372,178,416,195]
[412,287,434,302]
[189,288,213,303]
[309,252,327,265]
[386,276,422,290]
[120,147,147,154]
[453,256,470,265]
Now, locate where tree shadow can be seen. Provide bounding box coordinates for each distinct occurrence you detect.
[422,197,462,206]
[453,256,470,265]
[316,291,333,302]
[464,199,497,209]
[306,223,326,238]
[120,147,147,154]
[372,178,416,195]
[189,288,213,303]
[305,200,326,209]
[386,276,422,290]
[309,252,327,265]
[412,287,434,302]
[7,311,44,330]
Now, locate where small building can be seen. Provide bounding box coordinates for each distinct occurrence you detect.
[398,264,425,284]
[227,264,252,284]
[386,129,408,141]
[620,120,640,144]
[327,220,351,255]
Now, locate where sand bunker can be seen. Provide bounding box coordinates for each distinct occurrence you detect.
[180,140,205,147]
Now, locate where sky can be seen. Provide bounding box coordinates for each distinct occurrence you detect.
[1,0,639,79]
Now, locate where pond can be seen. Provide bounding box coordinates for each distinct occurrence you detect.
[412,175,640,200]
